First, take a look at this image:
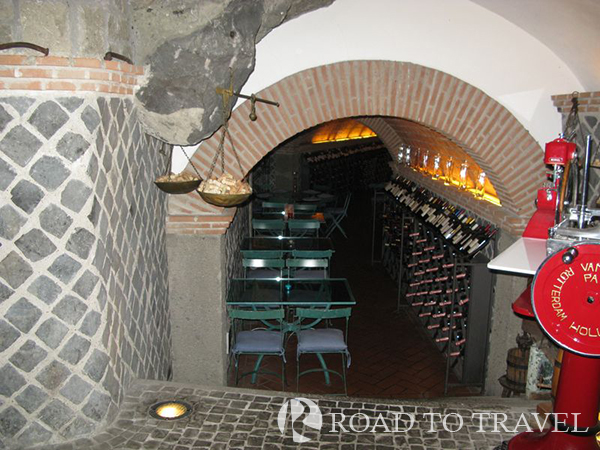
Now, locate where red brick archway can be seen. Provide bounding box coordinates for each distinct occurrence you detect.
[168,60,545,235]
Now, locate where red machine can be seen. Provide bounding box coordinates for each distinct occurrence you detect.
[505,136,600,449]
[523,138,577,239]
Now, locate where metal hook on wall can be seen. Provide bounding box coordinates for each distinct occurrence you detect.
[104,51,133,65]
[0,42,49,55]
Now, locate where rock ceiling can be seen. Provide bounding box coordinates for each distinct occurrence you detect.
[131,0,334,146]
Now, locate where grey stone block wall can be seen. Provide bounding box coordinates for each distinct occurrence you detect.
[560,111,600,206]
[0,95,172,448]
[224,204,249,293]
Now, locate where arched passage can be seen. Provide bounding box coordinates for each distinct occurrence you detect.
[168,60,546,235]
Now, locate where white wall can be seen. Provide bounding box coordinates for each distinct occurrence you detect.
[173,0,584,172]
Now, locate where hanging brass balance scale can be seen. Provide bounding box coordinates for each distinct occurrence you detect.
[154,143,203,194]
[197,72,280,207]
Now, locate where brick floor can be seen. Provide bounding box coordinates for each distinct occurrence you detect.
[231,193,478,398]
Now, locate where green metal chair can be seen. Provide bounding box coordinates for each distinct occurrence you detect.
[261,201,286,212]
[295,307,352,395]
[293,203,317,214]
[288,219,320,237]
[243,258,286,279]
[241,250,284,259]
[228,308,286,389]
[252,219,285,237]
[291,250,334,260]
[286,258,329,279]
[324,193,352,238]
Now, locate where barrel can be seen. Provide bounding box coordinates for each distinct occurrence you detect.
[505,347,529,393]
[551,349,563,405]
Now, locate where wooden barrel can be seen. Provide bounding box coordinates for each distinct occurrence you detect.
[551,349,563,405]
[505,347,529,393]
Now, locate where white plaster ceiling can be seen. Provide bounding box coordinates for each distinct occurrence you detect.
[471,0,600,90]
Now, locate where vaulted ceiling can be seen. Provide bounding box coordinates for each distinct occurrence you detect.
[471,0,600,90]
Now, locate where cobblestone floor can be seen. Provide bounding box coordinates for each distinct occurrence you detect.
[34,379,538,449]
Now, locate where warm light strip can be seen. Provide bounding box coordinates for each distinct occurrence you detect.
[482,193,502,206]
[468,189,502,206]
[424,174,501,206]
[313,134,377,144]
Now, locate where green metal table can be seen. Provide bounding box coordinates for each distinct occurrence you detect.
[240,237,334,252]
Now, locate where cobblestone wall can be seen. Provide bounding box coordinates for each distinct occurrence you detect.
[0,94,172,447]
[567,112,600,206]
[552,93,600,206]
[224,204,249,295]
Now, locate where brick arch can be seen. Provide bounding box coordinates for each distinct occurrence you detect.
[168,61,545,235]
[358,116,531,232]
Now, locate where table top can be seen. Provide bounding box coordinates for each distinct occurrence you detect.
[487,237,547,275]
[227,278,355,306]
[254,192,337,203]
[241,237,334,251]
[253,212,326,222]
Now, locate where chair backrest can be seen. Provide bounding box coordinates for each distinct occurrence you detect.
[296,307,351,339]
[296,307,352,320]
[286,258,329,269]
[243,258,286,279]
[288,219,320,237]
[293,203,317,213]
[243,258,286,269]
[261,201,286,212]
[241,250,284,259]
[291,250,333,260]
[252,219,285,236]
[228,308,286,337]
[286,258,328,278]
[228,307,285,321]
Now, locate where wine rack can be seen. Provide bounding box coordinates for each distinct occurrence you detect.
[305,143,391,192]
[382,176,495,389]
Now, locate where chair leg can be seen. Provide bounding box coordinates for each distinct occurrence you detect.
[296,355,300,392]
[334,215,348,238]
[324,219,335,237]
[234,355,240,386]
[342,353,348,396]
[325,215,347,238]
[250,355,264,384]
[282,357,286,391]
[337,222,348,239]
[316,353,331,385]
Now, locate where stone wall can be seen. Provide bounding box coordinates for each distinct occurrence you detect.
[484,231,529,396]
[224,204,249,292]
[552,93,600,205]
[0,93,171,447]
[1,0,134,60]
[166,202,248,388]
